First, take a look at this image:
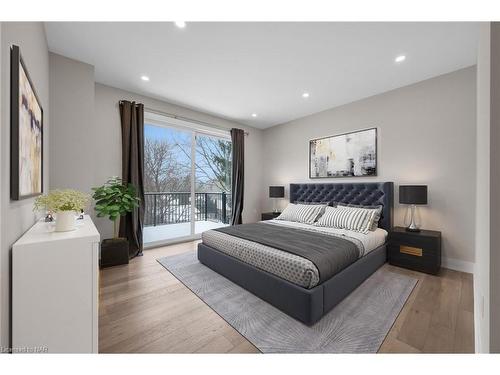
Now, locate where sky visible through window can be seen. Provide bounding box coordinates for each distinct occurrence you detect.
[144,123,231,192]
[145,123,191,165]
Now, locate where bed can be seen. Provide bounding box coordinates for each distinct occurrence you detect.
[197,182,394,325]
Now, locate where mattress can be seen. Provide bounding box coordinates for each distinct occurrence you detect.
[201,220,387,289]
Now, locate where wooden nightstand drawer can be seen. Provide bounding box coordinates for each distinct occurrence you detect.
[399,245,423,257]
[388,227,441,274]
[389,232,439,250]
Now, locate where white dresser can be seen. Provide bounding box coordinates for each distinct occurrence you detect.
[12,215,100,353]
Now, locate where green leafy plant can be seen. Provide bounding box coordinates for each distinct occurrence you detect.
[92,177,140,239]
[34,189,89,213]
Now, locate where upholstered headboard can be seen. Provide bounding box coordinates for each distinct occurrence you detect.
[289,182,394,231]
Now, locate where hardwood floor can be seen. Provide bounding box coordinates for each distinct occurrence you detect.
[99,241,474,353]
[378,265,474,353]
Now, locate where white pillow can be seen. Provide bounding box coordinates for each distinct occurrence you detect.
[314,206,375,234]
[275,203,326,225]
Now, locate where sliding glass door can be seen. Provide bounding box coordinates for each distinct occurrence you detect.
[194,133,232,234]
[143,115,231,246]
[143,124,192,243]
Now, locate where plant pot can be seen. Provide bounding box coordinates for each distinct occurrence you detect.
[55,211,76,232]
[100,238,129,268]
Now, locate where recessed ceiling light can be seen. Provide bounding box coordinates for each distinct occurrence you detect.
[251,113,257,118]
[141,75,150,81]
[175,21,186,28]
[395,55,406,63]
[302,92,310,98]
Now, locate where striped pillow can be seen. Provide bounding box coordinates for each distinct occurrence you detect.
[337,203,383,231]
[314,206,376,234]
[275,203,326,225]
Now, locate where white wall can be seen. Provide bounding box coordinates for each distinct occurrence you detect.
[49,53,95,193]
[473,21,500,355]
[261,67,476,270]
[0,22,50,348]
[474,22,491,354]
[490,22,500,353]
[0,21,3,349]
[48,54,264,240]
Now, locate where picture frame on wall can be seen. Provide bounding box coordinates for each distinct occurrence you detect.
[10,44,44,200]
[309,127,377,178]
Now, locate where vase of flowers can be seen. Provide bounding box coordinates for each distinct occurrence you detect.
[34,189,90,232]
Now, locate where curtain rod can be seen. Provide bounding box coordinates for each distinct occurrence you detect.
[120,101,249,136]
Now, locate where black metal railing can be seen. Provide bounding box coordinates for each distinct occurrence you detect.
[144,192,232,227]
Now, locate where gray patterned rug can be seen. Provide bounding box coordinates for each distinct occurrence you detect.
[157,252,417,353]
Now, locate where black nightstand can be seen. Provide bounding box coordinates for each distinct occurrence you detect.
[261,212,281,221]
[388,227,441,274]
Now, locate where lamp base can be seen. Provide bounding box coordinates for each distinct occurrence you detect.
[405,204,421,232]
[272,198,279,213]
[405,227,421,233]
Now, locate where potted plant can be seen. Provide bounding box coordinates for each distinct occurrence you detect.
[92,177,140,268]
[34,189,89,232]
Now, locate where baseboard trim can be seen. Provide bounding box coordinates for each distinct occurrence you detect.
[442,257,475,274]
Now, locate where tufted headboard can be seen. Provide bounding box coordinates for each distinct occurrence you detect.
[289,182,394,231]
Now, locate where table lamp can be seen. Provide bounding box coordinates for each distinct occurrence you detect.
[399,185,428,232]
[269,186,285,213]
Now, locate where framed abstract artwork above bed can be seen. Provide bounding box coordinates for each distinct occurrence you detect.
[309,127,377,178]
[10,45,43,200]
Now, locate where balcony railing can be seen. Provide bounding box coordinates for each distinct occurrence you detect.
[144,192,232,227]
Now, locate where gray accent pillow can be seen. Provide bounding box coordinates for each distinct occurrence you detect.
[336,203,383,231]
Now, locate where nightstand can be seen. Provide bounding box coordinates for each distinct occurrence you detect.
[388,226,441,274]
[261,212,281,221]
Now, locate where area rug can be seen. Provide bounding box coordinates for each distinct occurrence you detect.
[157,252,417,353]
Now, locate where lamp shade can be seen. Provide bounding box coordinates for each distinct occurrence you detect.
[399,185,428,205]
[269,186,285,198]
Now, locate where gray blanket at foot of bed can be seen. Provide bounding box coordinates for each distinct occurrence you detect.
[214,222,359,283]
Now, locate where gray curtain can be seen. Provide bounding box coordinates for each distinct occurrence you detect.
[230,128,245,225]
[118,100,145,258]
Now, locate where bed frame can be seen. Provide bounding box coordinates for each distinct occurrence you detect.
[198,182,394,325]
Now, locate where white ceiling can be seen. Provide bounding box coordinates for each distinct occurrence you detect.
[45,22,479,129]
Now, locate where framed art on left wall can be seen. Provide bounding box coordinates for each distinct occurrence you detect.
[10,44,43,200]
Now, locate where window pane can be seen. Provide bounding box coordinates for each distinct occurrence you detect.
[143,123,192,243]
[194,134,232,234]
